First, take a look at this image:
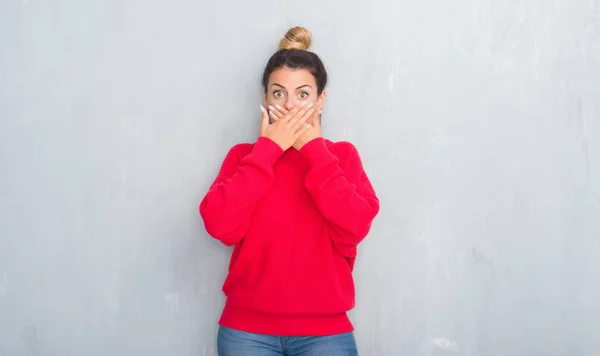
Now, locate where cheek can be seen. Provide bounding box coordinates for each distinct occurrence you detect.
[266,96,285,106]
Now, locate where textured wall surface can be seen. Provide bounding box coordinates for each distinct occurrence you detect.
[1,0,599,355]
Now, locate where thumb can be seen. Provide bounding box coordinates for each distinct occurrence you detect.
[260,105,269,129]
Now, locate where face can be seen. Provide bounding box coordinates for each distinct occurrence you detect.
[264,66,326,124]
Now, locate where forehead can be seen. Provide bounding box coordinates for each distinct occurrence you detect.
[268,67,316,89]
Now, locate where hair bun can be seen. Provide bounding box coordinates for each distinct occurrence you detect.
[279,26,312,51]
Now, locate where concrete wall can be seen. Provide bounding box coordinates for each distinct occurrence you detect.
[1,0,599,355]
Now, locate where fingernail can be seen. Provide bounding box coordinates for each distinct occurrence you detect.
[260,105,265,112]
[268,105,275,111]
[275,105,283,109]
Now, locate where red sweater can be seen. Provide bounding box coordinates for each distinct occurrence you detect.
[199,136,379,336]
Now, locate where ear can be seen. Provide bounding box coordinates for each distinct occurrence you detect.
[317,90,327,110]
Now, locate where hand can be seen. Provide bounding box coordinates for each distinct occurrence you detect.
[268,104,322,150]
[260,103,313,151]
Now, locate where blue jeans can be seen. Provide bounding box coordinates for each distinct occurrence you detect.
[217,325,359,356]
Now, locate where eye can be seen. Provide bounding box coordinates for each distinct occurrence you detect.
[299,92,309,99]
[273,90,284,99]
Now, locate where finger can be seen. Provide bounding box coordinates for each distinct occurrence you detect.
[269,110,280,122]
[294,123,312,139]
[288,102,314,124]
[269,105,287,119]
[260,105,269,128]
[282,106,300,122]
[283,102,310,122]
[275,105,288,115]
[292,107,315,130]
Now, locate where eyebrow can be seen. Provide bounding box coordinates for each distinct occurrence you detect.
[270,83,313,90]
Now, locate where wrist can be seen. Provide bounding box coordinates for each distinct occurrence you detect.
[254,137,285,164]
[299,138,334,165]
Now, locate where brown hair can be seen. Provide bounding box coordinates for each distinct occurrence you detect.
[278,26,312,51]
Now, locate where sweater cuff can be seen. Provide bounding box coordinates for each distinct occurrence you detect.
[252,137,284,166]
[299,138,337,167]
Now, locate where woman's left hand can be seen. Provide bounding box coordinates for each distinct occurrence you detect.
[269,105,322,150]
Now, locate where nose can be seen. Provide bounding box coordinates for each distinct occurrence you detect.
[284,97,295,110]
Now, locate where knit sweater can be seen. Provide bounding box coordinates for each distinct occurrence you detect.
[199,136,379,336]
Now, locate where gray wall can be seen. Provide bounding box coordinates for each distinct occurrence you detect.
[1,0,599,355]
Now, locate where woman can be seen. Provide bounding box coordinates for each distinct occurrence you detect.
[199,26,380,356]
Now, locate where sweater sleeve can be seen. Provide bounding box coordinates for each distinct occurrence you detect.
[199,137,284,246]
[299,138,379,255]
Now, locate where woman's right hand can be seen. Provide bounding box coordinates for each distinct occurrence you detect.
[260,103,314,151]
